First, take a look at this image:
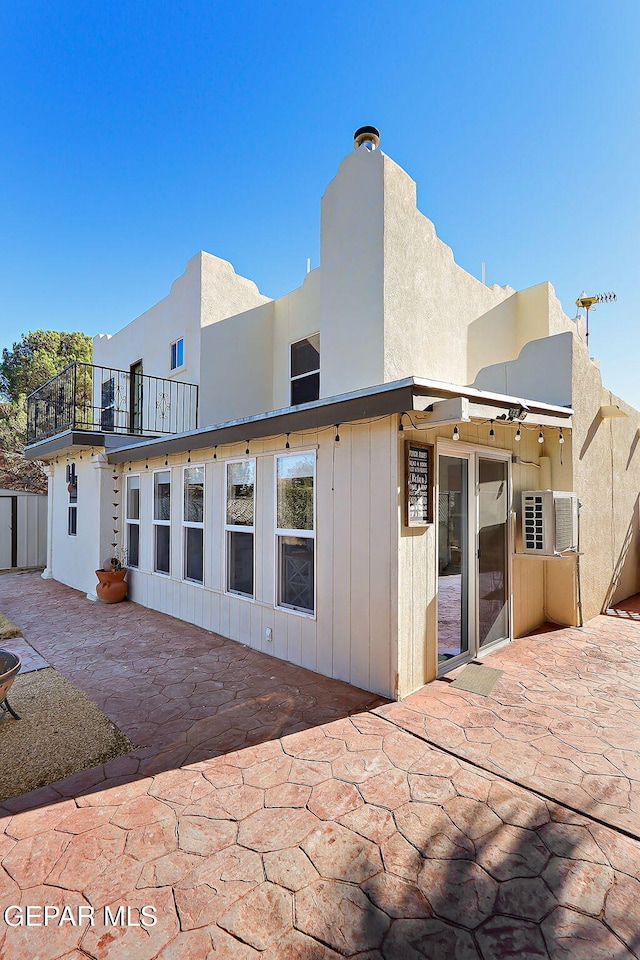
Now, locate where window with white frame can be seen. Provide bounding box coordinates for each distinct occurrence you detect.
[183,465,204,583]
[170,338,184,371]
[275,452,315,614]
[290,335,319,405]
[153,469,171,574]
[225,459,255,598]
[125,474,140,568]
[67,463,77,536]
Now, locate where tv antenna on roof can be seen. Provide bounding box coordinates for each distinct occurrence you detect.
[575,291,617,345]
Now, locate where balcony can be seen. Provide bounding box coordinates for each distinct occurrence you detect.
[26,362,198,446]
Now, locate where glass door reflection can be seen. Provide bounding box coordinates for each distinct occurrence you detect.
[437,455,469,664]
[478,458,509,648]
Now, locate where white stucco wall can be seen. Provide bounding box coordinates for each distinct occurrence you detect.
[49,455,115,598]
[94,252,270,394]
[471,332,574,408]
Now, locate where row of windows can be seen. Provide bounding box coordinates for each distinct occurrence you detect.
[125,452,316,615]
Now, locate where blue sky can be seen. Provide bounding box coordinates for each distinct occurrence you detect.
[1,1,638,404]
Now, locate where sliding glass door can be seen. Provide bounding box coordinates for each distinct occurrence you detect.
[437,447,510,672]
[437,454,470,663]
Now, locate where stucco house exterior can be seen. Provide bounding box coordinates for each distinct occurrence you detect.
[25,128,640,700]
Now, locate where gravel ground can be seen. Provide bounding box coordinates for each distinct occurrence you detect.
[0,611,21,642]
[0,667,134,801]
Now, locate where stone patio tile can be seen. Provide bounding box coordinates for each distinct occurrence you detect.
[302,821,382,883]
[604,874,640,952]
[1,830,71,888]
[542,906,637,960]
[218,881,293,950]
[261,929,342,959]
[45,824,127,889]
[5,799,76,839]
[238,807,319,852]
[79,887,180,960]
[263,847,318,891]
[3,887,88,960]
[295,878,390,954]
[380,831,425,883]
[495,876,558,921]
[307,778,363,819]
[177,815,237,855]
[475,916,550,958]
[589,824,640,878]
[338,804,396,845]
[362,872,432,919]
[418,858,498,928]
[543,857,615,916]
[394,803,475,860]
[474,824,551,881]
[443,796,502,840]
[264,781,311,808]
[382,918,478,960]
[358,768,411,810]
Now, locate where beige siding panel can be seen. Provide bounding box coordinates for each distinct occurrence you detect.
[331,428,352,683]
[301,616,317,672]
[250,600,263,650]
[286,613,303,666]
[315,434,334,680]
[238,596,252,647]
[349,423,371,691]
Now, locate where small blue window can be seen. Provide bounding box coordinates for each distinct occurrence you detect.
[170,338,184,370]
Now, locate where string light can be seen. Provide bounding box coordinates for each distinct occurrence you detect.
[335,424,341,443]
[145,459,148,469]
[398,414,404,433]
[452,424,460,441]
[245,441,250,455]
[213,446,217,460]
[514,426,521,442]
[187,450,191,463]
[489,421,495,440]
[558,430,565,445]
[128,462,131,471]
[285,433,290,449]
[538,428,544,444]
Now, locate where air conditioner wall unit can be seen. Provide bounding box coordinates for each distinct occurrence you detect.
[521,490,579,556]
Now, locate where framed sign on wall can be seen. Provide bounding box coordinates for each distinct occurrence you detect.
[405,440,433,527]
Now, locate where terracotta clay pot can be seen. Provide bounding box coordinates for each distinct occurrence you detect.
[95,569,128,604]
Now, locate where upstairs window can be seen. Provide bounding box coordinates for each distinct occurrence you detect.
[170,338,184,371]
[290,335,319,405]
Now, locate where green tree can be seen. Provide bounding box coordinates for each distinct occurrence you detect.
[0,330,93,491]
[0,330,92,403]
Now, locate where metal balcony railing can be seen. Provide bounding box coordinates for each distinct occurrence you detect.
[26,362,198,445]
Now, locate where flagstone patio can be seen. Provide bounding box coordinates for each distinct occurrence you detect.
[0,572,639,958]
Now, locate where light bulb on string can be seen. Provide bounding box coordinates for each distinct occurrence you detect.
[538,428,544,444]
[514,426,521,442]
[452,424,459,441]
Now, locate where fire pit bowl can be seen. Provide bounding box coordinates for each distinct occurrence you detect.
[0,650,21,721]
